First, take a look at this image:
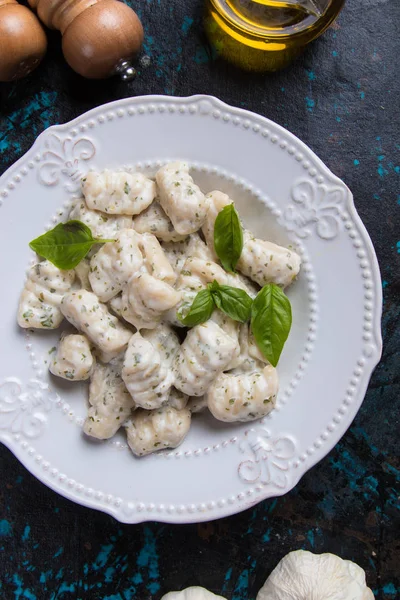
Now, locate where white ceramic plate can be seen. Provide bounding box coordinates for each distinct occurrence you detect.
[0,95,382,523]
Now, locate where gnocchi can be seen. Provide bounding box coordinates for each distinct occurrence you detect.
[203,190,301,288]
[125,406,191,457]
[84,356,135,440]
[121,328,178,409]
[156,162,210,235]
[88,229,143,302]
[173,321,238,396]
[121,271,181,330]
[18,260,75,329]
[82,170,156,215]
[49,334,94,381]
[207,364,278,422]
[61,290,132,362]
[133,201,187,242]
[69,198,132,239]
[19,161,300,457]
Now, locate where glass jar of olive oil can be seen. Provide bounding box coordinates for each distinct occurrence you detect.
[204,0,345,71]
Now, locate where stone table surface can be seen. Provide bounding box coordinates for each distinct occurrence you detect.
[0,0,399,598]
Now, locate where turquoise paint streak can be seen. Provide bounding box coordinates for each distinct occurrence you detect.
[232,569,249,600]
[12,574,37,600]
[0,92,58,156]
[92,544,113,570]
[262,528,271,542]
[305,97,315,112]
[0,520,12,536]
[136,526,161,595]
[21,526,30,542]
[307,529,315,547]
[382,583,398,595]
[105,566,116,583]
[182,16,194,34]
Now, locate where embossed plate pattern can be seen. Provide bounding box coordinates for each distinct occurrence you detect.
[0,95,382,523]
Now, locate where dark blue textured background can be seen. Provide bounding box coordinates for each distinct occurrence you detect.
[0,0,399,598]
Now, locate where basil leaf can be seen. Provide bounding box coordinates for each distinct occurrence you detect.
[179,289,215,327]
[250,284,292,367]
[214,204,243,273]
[211,282,253,323]
[29,220,113,270]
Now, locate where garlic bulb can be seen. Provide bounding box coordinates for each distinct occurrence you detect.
[257,550,374,600]
[161,587,227,600]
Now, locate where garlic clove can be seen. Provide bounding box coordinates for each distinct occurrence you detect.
[256,550,374,600]
[161,586,227,600]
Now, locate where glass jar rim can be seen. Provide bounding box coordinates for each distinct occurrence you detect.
[208,0,345,41]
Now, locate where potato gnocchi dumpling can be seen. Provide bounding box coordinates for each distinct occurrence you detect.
[19,161,300,457]
[161,233,214,279]
[237,230,301,288]
[166,257,229,326]
[84,357,135,440]
[202,190,231,254]
[207,364,278,423]
[61,290,132,362]
[82,170,156,215]
[125,406,191,457]
[18,260,75,329]
[202,190,301,288]
[69,199,132,239]
[138,232,177,285]
[122,331,177,409]
[174,321,238,396]
[133,201,188,242]
[121,272,181,330]
[49,334,94,381]
[89,229,143,302]
[156,162,210,235]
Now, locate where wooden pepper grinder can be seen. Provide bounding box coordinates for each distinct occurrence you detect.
[28,0,144,80]
[0,0,47,82]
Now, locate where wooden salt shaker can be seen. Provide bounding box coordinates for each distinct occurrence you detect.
[0,0,47,82]
[28,0,144,80]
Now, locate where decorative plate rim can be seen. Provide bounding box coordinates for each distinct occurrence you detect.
[0,94,383,524]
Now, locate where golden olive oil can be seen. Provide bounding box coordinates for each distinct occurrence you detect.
[204,0,345,71]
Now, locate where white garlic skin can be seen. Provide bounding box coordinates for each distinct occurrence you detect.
[256,550,374,600]
[161,586,227,600]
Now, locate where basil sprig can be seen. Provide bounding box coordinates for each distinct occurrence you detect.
[180,280,253,327]
[181,281,292,367]
[250,284,292,367]
[179,288,215,327]
[209,281,252,323]
[214,204,243,273]
[29,220,114,270]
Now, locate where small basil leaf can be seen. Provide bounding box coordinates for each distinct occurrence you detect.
[179,289,215,327]
[250,284,292,367]
[211,284,253,323]
[207,280,220,293]
[29,220,113,270]
[214,204,243,273]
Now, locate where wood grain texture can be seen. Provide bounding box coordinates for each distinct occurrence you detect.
[28,0,143,78]
[0,0,398,598]
[0,1,47,82]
